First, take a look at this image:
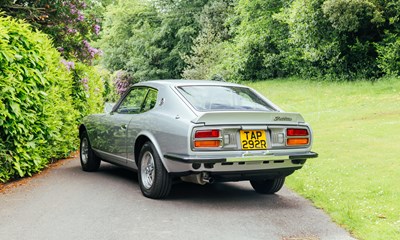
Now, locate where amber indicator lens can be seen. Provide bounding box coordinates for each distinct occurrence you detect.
[194,140,221,148]
[287,138,309,145]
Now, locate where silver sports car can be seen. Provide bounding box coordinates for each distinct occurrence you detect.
[79,80,318,199]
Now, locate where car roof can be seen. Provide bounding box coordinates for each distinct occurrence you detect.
[135,79,244,88]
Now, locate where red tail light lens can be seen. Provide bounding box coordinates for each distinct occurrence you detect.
[287,128,309,136]
[195,130,220,138]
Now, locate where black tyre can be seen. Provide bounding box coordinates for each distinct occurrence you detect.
[80,131,101,172]
[250,177,285,194]
[138,142,172,199]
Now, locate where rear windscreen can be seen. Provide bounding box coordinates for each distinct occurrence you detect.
[177,85,276,111]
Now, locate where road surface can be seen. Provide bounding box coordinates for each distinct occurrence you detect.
[0,158,356,240]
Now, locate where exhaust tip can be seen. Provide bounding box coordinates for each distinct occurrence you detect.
[202,172,214,184]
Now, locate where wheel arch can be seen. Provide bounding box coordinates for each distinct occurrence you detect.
[134,132,166,170]
[79,124,87,139]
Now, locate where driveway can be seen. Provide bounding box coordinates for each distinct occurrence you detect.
[0,158,355,240]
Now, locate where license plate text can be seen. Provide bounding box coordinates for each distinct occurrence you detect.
[240,130,267,150]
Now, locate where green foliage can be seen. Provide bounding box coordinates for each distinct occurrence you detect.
[231,0,290,80]
[97,0,166,80]
[0,15,78,181]
[376,32,400,75]
[100,68,119,102]
[70,62,105,121]
[182,0,234,80]
[94,0,400,81]
[375,0,400,76]
[98,0,210,80]
[322,0,384,32]
[272,0,382,79]
[154,0,210,77]
[182,26,223,80]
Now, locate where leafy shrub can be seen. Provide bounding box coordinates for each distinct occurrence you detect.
[98,67,118,103]
[376,33,400,76]
[68,62,105,121]
[182,0,234,80]
[0,15,79,182]
[322,0,384,32]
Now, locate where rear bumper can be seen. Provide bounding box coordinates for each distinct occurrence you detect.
[164,151,318,164]
[162,151,318,176]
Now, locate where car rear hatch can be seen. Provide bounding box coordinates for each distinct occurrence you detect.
[191,111,311,151]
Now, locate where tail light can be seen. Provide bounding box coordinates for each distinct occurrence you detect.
[286,128,310,146]
[193,129,221,149]
[195,130,220,138]
[287,129,308,136]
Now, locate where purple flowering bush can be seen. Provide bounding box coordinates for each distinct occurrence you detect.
[0,0,102,63]
[112,70,137,96]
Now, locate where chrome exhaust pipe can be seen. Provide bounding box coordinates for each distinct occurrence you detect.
[180,172,215,185]
[202,172,214,184]
[202,177,214,184]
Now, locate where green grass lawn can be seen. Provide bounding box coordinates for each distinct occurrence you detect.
[246,78,400,240]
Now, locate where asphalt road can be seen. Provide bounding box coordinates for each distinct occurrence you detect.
[0,158,356,240]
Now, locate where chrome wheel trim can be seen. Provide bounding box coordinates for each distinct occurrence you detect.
[141,151,155,190]
[81,137,89,165]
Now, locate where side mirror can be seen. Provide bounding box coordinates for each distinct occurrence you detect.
[104,102,116,114]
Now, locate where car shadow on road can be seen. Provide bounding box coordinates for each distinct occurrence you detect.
[167,182,300,208]
[96,163,139,182]
[85,163,302,209]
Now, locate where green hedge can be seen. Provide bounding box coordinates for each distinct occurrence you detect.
[70,62,105,120]
[0,15,84,182]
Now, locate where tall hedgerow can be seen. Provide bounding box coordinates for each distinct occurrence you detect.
[0,15,78,182]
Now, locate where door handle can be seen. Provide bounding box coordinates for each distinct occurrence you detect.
[121,124,127,130]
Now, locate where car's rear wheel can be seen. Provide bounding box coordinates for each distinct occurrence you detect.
[250,177,285,194]
[80,131,101,172]
[138,142,172,199]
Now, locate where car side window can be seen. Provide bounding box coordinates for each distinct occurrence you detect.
[141,89,158,112]
[116,87,148,114]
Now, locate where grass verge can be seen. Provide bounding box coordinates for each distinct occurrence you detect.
[247,77,400,240]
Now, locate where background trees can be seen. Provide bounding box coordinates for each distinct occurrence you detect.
[97,0,400,81]
[97,0,210,80]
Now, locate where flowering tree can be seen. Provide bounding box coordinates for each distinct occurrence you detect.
[112,70,136,96]
[0,0,102,63]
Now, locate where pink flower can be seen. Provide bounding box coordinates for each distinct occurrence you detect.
[61,59,75,71]
[94,24,101,35]
[82,40,100,58]
[77,12,85,21]
[67,28,77,34]
[80,78,89,91]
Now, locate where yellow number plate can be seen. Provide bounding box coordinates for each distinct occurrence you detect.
[240,130,267,150]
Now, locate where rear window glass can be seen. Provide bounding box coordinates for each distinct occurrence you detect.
[177,85,276,111]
